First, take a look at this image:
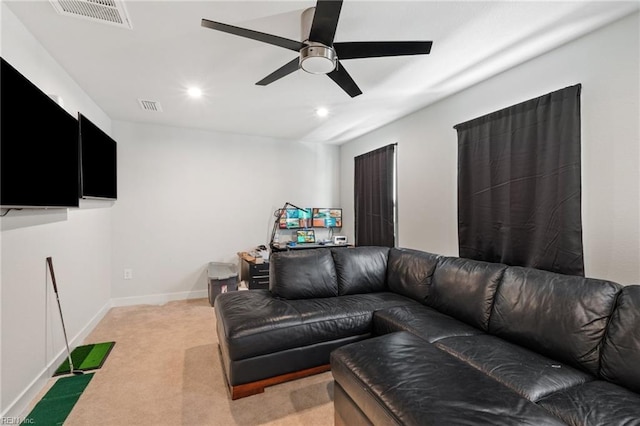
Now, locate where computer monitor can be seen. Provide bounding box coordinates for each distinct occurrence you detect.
[278,208,312,229]
[312,208,342,228]
[296,230,316,244]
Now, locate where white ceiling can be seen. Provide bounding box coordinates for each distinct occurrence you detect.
[5,1,639,144]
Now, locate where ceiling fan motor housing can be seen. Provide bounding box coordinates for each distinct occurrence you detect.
[299,7,337,74]
[300,43,337,74]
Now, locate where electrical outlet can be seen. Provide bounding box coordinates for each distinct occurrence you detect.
[124,268,133,280]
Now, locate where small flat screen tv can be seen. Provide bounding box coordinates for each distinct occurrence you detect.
[78,113,117,200]
[278,208,312,229]
[312,208,342,228]
[1,57,79,208]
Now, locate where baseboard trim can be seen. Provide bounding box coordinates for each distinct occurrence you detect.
[2,299,112,420]
[110,289,208,307]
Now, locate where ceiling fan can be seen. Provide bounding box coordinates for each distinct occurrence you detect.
[201,0,433,98]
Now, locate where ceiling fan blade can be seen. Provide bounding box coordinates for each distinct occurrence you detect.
[334,41,433,59]
[256,58,300,86]
[201,19,304,52]
[327,61,362,98]
[308,0,343,46]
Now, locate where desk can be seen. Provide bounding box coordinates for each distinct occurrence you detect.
[270,243,353,252]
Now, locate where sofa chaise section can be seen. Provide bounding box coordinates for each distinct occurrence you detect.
[214,247,420,399]
[331,331,567,426]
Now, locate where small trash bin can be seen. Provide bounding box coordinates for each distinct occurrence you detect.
[208,262,238,306]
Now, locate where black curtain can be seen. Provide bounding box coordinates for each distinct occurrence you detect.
[354,144,395,247]
[455,84,584,276]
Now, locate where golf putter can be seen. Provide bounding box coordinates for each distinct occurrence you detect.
[46,257,83,375]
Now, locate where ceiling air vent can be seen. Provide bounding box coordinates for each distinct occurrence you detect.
[49,0,133,29]
[138,99,163,112]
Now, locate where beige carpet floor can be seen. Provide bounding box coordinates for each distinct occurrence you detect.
[27,298,335,425]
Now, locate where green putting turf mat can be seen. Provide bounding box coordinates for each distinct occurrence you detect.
[21,373,94,425]
[54,342,115,376]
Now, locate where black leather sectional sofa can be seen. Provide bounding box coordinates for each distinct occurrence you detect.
[214,246,640,425]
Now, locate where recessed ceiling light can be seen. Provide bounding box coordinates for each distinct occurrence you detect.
[187,87,202,98]
[316,107,329,117]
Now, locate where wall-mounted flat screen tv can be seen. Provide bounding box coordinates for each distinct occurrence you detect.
[278,208,312,229]
[312,208,342,228]
[1,57,80,208]
[78,113,117,200]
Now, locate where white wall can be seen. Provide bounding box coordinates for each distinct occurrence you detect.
[340,12,640,285]
[0,3,340,413]
[110,121,340,303]
[0,3,113,417]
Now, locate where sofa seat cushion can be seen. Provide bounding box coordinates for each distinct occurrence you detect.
[331,331,566,426]
[215,290,418,361]
[373,305,482,342]
[537,380,640,426]
[435,335,594,402]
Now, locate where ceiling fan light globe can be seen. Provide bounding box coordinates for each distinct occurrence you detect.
[300,45,337,74]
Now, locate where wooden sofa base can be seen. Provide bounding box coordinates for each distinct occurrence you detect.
[230,364,331,400]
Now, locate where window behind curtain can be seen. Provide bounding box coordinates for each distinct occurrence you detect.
[455,84,584,276]
[354,144,396,247]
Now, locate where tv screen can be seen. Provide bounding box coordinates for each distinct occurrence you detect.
[312,208,342,228]
[1,57,79,208]
[78,113,117,200]
[296,230,316,243]
[278,208,312,229]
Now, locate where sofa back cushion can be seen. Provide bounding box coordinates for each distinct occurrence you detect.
[488,267,621,375]
[386,248,440,303]
[269,249,338,299]
[331,246,389,295]
[429,257,507,331]
[600,285,640,393]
